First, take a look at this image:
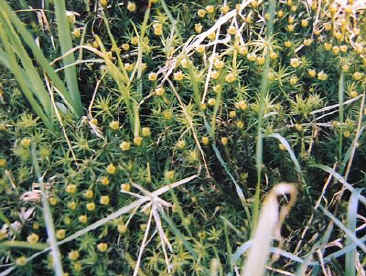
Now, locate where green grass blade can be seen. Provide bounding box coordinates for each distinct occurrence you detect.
[338,71,344,160]
[0,29,52,128]
[0,0,79,116]
[0,49,9,68]
[133,4,151,137]
[220,216,246,239]
[223,220,233,273]
[210,71,226,138]
[253,0,276,228]
[187,64,202,108]
[0,9,54,124]
[0,11,52,114]
[0,241,48,251]
[54,0,82,115]
[160,0,182,40]
[267,133,302,176]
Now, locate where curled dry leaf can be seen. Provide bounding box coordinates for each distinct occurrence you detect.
[20,181,53,203]
[19,207,36,222]
[20,190,42,203]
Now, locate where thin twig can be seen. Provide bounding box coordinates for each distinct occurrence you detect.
[88,71,107,119]
[293,162,337,255]
[201,4,226,104]
[133,210,153,276]
[310,95,362,115]
[344,94,365,180]
[54,59,104,72]
[45,75,79,167]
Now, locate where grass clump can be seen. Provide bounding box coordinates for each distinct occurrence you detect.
[0,0,366,275]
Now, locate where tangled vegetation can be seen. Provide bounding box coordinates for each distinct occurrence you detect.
[0,0,366,275]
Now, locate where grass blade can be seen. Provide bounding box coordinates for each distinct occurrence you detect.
[223,220,234,273]
[319,234,366,265]
[253,0,276,227]
[203,118,251,222]
[160,211,197,259]
[54,0,82,115]
[0,241,48,251]
[31,144,64,276]
[319,205,366,252]
[267,133,302,176]
[0,26,52,128]
[345,188,363,275]
[311,164,366,206]
[0,0,80,117]
[338,71,344,160]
